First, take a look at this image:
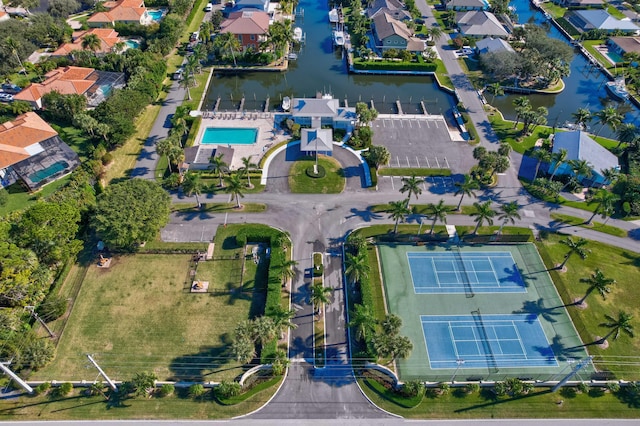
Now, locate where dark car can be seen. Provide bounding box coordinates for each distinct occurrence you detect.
[1,83,21,94]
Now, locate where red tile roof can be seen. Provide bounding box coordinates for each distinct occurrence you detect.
[14,66,98,104]
[220,10,270,35]
[0,112,58,169]
[51,28,122,56]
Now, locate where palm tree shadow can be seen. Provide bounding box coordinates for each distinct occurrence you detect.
[345,206,383,222]
[534,334,586,361]
[513,298,563,324]
[500,264,531,289]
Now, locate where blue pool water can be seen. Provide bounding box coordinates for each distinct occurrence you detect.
[99,84,112,96]
[201,128,258,145]
[148,9,165,22]
[606,51,624,64]
[125,39,140,49]
[29,161,69,184]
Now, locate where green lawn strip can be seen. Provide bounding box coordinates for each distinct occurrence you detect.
[378,168,451,177]
[535,233,640,379]
[521,182,599,213]
[156,154,170,181]
[314,300,325,368]
[51,124,93,161]
[366,245,387,323]
[288,156,345,193]
[141,239,209,252]
[0,177,70,216]
[360,383,640,419]
[360,377,423,409]
[582,40,616,72]
[541,2,566,18]
[550,213,626,237]
[31,254,249,382]
[171,202,267,213]
[215,376,282,405]
[0,385,278,420]
[185,0,208,39]
[183,68,212,109]
[435,59,454,91]
[259,139,291,168]
[606,5,625,19]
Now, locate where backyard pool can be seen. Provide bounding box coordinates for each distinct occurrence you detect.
[606,50,624,64]
[29,161,69,184]
[147,9,166,22]
[125,39,140,49]
[201,127,258,145]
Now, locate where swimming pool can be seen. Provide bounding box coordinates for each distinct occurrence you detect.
[125,39,140,49]
[606,50,624,64]
[29,161,69,184]
[201,127,258,145]
[148,9,165,22]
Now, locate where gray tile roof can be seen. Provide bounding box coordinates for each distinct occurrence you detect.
[476,37,514,54]
[552,130,618,175]
[456,11,509,37]
[300,128,333,152]
[291,97,340,117]
[373,12,413,41]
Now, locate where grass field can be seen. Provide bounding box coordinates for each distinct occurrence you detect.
[289,156,345,193]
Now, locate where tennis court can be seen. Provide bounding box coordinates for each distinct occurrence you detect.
[408,251,526,294]
[422,313,557,370]
[377,243,593,381]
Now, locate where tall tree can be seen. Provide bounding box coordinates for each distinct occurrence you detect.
[531,149,551,179]
[571,107,592,130]
[470,201,496,234]
[426,199,448,234]
[215,32,240,67]
[310,282,332,315]
[355,102,378,128]
[182,172,203,209]
[549,148,568,180]
[276,259,297,286]
[599,311,634,344]
[3,36,25,72]
[454,174,479,211]
[399,175,422,206]
[486,82,504,103]
[616,123,638,148]
[512,96,530,129]
[387,200,411,234]
[594,106,622,137]
[240,156,257,188]
[179,63,196,100]
[497,201,521,235]
[567,159,593,186]
[224,173,245,208]
[586,188,619,225]
[345,250,370,285]
[209,153,228,187]
[363,145,390,170]
[349,303,376,341]
[81,33,101,52]
[267,305,297,339]
[577,268,615,306]
[558,237,589,270]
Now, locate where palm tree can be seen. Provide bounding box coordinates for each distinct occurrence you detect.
[182,172,203,209]
[426,199,448,234]
[576,268,615,306]
[594,106,622,137]
[224,173,245,208]
[209,154,228,187]
[497,201,521,235]
[399,175,422,206]
[486,82,504,104]
[567,159,593,187]
[586,188,619,225]
[216,32,241,67]
[345,250,370,285]
[4,37,24,72]
[179,63,196,100]
[240,156,257,188]
[81,33,101,52]
[277,259,297,286]
[599,311,634,344]
[558,237,589,270]
[349,304,376,341]
[310,282,332,315]
[531,149,551,179]
[372,333,413,364]
[512,96,530,129]
[252,316,277,348]
[454,174,479,211]
[470,201,496,235]
[571,107,592,130]
[616,123,638,148]
[427,26,444,41]
[549,148,568,180]
[388,200,411,234]
[601,167,620,187]
[268,305,297,339]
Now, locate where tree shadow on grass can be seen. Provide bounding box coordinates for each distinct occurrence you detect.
[168,335,235,382]
[454,389,553,413]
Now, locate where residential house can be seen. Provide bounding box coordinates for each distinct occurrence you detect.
[372,12,425,52]
[87,0,149,27]
[552,0,603,8]
[290,94,356,130]
[565,10,640,34]
[50,28,124,57]
[300,128,333,156]
[0,11,10,22]
[475,37,514,54]
[220,10,270,51]
[456,11,509,37]
[14,66,125,109]
[367,0,411,21]
[551,130,619,186]
[234,0,269,12]
[607,36,640,57]
[182,145,234,171]
[445,0,489,12]
[0,112,80,191]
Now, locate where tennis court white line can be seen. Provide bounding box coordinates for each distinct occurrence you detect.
[511,319,529,360]
[447,323,461,360]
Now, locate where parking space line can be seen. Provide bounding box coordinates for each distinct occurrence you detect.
[396,156,401,167]
[390,177,395,190]
[444,157,450,168]
[425,156,430,168]
[435,157,440,168]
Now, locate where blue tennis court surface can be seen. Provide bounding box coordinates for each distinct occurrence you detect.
[407,251,526,294]
[422,314,558,369]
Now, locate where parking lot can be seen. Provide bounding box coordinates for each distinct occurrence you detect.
[371,115,476,175]
[376,174,462,193]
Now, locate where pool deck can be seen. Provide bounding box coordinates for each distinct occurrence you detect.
[193,112,290,170]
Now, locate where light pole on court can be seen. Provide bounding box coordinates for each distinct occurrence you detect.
[451,359,465,383]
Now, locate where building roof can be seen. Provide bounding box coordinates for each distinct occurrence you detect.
[476,37,514,54]
[456,11,509,37]
[446,0,487,8]
[87,0,146,23]
[0,11,9,21]
[300,128,333,152]
[368,0,411,20]
[568,0,603,6]
[373,12,413,41]
[568,10,640,32]
[609,36,640,54]
[0,112,54,169]
[14,66,98,103]
[552,130,619,176]
[220,10,270,35]
[291,97,340,117]
[51,28,122,56]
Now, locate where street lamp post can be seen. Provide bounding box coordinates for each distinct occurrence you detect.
[451,359,465,383]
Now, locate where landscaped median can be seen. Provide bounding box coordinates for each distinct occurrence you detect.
[313,252,325,368]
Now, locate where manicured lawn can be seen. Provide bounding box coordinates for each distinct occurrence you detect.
[0,177,70,216]
[171,202,267,213]
[550,213,626,237]
[33,244,267,383]
[582,40,616,72]
[541,2,566,18]
[288,156,345,193]
[51,124,94,160]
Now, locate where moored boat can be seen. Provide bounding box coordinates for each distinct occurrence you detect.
[605,76,629,101]
[333,30,345,46]
[282,96,291,111]
[293,27,303,42]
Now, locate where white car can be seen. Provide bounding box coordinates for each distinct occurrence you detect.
[205,3,213,11]
[0,93,14,102]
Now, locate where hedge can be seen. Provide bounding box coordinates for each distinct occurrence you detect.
[353,61,437,72]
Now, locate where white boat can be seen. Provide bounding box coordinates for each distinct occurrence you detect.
[333,30,345,46]
[282,96,291,111]
[329,8,339,23]
[606,76,629,101]
[293,27,303,42]
[287,52,298,60]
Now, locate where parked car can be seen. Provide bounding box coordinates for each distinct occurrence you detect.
[190,31,199,42]
[0,93,14,102]
[172,68,184,80]
[1,83,21,94]
[205,3,213,11]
